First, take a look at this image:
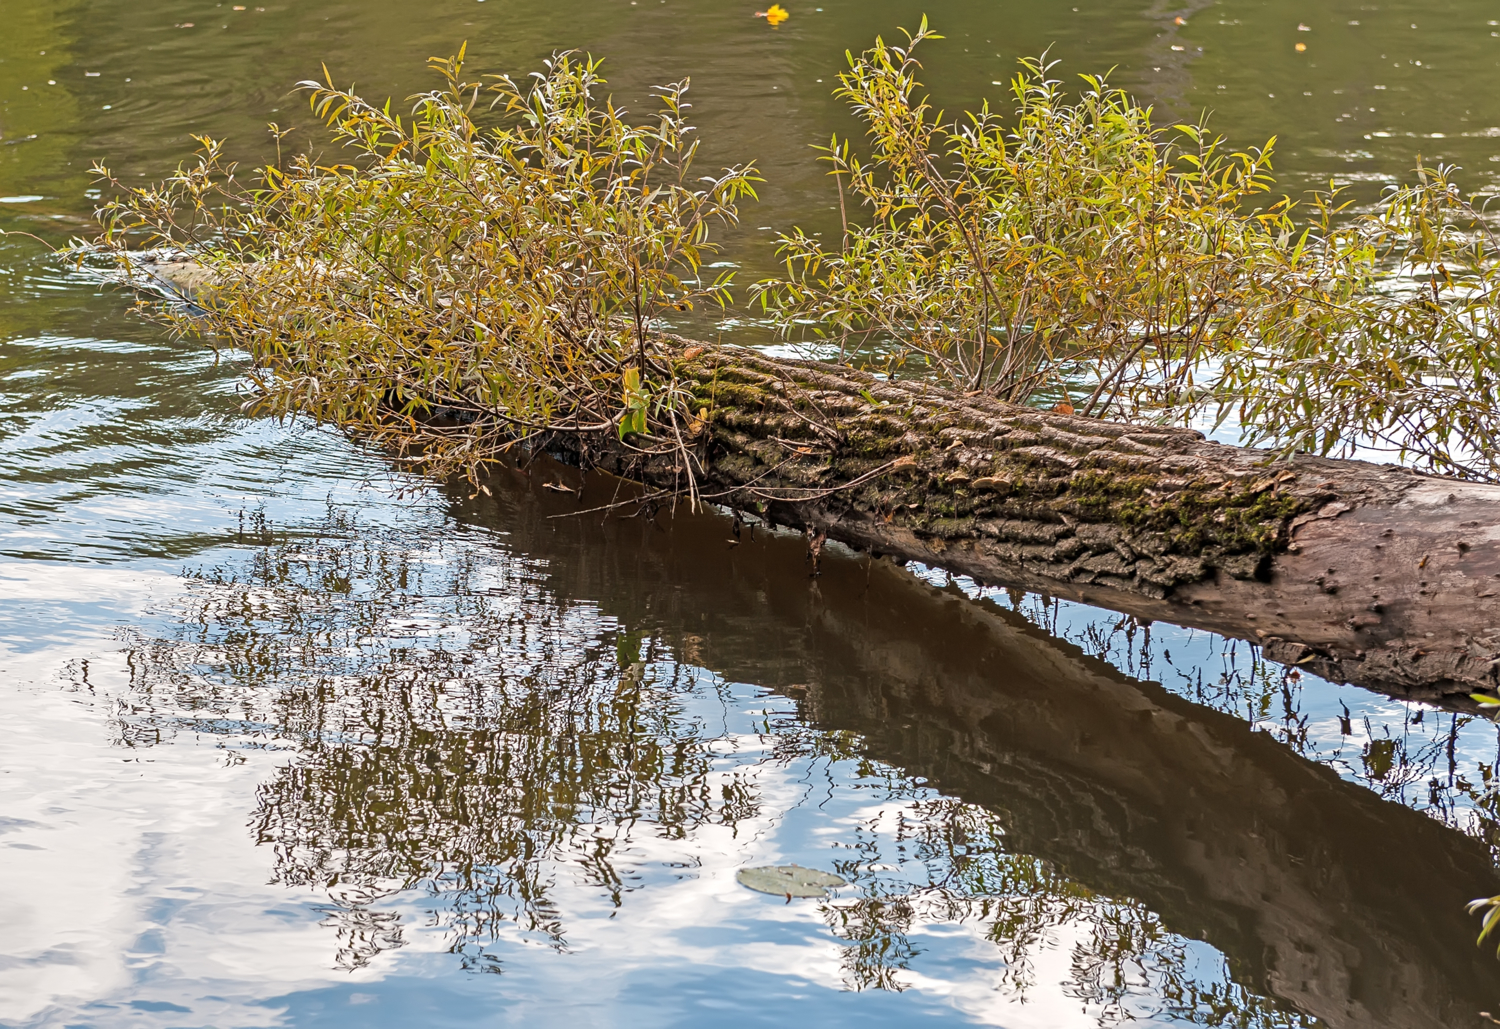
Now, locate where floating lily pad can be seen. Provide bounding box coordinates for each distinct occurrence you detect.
[736,864,846,898]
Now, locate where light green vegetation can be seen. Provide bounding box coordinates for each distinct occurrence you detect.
[89,24,1500,490]
[755,21,1500,479]
[92,46,758,484]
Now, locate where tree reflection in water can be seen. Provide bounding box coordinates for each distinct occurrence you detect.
[817,804,1310,1025]
[89,495,1494,1027]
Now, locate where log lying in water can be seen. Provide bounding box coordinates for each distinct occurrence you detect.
[136,257,1500,701]
[544,342,1500,704]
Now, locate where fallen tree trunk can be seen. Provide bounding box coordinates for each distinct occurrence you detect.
[137,256,1500,701]
[534,340,1500,704]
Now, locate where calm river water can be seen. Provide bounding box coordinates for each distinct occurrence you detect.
[5,1,1500,1026]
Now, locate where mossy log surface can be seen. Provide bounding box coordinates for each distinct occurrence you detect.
[544,340,1500,704]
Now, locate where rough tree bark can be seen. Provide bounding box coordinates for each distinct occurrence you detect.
[543,340,1500,704]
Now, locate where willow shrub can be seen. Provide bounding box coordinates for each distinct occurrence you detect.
[92,47,758,484]
[94,29,1500,482]
[752,20,1500,479]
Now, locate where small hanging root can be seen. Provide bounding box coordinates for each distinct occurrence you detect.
[806,528,828,577]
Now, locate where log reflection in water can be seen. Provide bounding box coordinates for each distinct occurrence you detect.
[102,472,1500,1028]
[951,583,1500,842]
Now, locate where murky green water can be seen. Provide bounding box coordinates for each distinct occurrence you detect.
[4,1,1500,1026]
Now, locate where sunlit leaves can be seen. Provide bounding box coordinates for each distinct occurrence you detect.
[751,20,1279,417]
[1219,164,1500,479]
[92,46,758,483]
[90,30,1500,483]
[619,366,648,439]
[1470,895,1500,956]
[755,4,789,27]
[755,23,1500,479]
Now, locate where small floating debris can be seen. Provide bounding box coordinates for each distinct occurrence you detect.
[736,864,845,898]
[754,4,789,27]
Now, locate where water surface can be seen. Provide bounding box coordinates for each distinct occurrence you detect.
[4,1,1500,1026]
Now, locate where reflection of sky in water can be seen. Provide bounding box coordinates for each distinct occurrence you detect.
[6,0,1500,1016]
[0,504,1312,1028]
[0,281,1330,1023]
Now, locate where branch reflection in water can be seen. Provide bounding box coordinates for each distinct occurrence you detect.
[83,471,1499,1027]
[958,577,1500,853]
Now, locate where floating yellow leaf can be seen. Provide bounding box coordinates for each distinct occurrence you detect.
[754,4,789,27]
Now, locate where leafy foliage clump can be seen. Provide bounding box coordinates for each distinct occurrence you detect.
[753,19,1281,412]
[92,29,1500,482]
[93,46,757,483]
[753,21,1500,479]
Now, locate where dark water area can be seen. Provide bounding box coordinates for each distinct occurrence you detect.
[4,1,1500,1026]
